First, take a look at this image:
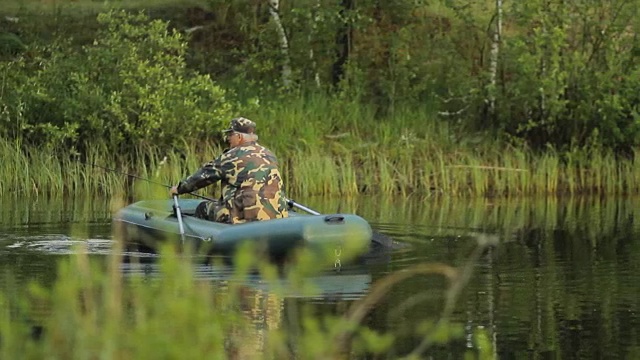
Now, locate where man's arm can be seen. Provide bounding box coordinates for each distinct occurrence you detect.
[175,159,224,194]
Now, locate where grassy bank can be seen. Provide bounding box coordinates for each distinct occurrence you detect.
[1,2,638,199]
[1,96,638,198]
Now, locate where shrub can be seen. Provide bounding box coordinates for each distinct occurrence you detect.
[2,10,237,155]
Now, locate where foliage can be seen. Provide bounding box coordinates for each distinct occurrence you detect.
[194,0,640,151]
[0,1,638,198]
[0,32,26,59]
[0,237,492,358]
[1,10,236,154]
[491,0,640,152]
[3,1,640,152]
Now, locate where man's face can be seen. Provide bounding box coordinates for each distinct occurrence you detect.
[226,131,242,147]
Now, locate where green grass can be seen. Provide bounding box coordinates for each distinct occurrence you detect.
[1,94,638,198]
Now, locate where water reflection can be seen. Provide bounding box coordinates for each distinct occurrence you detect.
[1,194,640,358]
[120,260,372,302]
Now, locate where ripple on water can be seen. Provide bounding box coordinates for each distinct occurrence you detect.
[0,233,158,259]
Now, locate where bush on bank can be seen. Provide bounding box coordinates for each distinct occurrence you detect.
[0,10,236,156]
[3,2,640,154]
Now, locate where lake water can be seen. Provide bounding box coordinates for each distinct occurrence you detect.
[1,194,639,359]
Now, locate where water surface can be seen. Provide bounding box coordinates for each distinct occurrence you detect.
[1,195,639,359]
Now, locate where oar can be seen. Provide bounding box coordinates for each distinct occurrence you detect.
[286,198,394,248]
[286,199,321,215]
[172,194,187,244]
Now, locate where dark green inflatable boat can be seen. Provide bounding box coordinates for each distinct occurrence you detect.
[113,198,374,259]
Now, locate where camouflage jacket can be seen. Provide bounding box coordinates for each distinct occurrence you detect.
[177,141,289,223]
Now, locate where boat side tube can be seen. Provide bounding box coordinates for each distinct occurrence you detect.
[114,199,373,258]
[210,213,372,258]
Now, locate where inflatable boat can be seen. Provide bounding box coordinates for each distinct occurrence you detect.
[113,198,374,260]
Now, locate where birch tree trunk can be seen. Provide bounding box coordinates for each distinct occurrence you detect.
[267,0,292,88]
[488,0,503,115]
[309,0,322,88]
[539,0,547,117]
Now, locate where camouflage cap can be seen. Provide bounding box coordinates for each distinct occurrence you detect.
[222,117,256,134]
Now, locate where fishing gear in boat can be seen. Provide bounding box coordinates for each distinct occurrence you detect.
[81,162,215,201]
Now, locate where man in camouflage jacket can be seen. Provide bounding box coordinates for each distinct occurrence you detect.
[170,117,289,224]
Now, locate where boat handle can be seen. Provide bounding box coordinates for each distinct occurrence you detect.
[324,215,345,224]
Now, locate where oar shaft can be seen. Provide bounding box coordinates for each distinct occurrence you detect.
[173,195,186,243]
[287,199,321,215]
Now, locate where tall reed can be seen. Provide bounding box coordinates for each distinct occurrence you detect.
[1,96,638,198]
